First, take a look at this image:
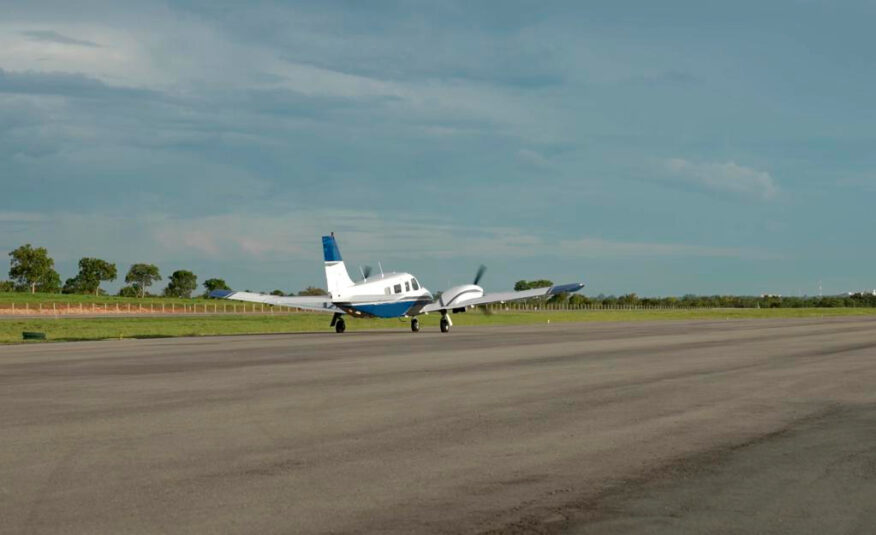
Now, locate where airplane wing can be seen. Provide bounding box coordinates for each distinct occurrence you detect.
[420,282,584,313]
[209,290,339,313]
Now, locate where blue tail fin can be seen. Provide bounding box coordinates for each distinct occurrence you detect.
[322,235,342,262]
[322,235,353,298]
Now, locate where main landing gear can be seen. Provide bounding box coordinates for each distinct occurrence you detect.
[411,318,420,332]
[331,313,346,334]
[440,312,452,333]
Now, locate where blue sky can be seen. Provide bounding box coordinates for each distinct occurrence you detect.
[1,1,874,296]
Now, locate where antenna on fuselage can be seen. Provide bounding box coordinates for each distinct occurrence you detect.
[378,262,384,278]
[359,266,365,280]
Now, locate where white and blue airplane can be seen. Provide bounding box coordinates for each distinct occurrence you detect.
[210,234,584,333]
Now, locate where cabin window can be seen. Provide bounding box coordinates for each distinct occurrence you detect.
[393,284,402,294]
[411,278,419,290]
[385,287,391,295]
[405,281,411,292]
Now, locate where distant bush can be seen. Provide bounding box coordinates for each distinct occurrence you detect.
[297,286,328,296]
[117,285,141,298]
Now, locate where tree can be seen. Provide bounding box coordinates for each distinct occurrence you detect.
[203,278,230,293]
[8,244,61,294]
[298,286,328,296]
[0,280,15,292]
[513,279,554,291]
[270,289,286,296]
[125,264,162,298]
[618,293,640,306]
[117,285,140,297]
[64,257,117,295]
[62,276,87,295]
[164,270,198,298]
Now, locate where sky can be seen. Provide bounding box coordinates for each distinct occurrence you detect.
[1,0,874,296]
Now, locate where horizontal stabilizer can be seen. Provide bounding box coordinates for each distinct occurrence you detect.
[209,289,338,313]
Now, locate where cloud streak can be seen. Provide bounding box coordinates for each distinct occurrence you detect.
[21,30,101,47]
[664,158,779,200]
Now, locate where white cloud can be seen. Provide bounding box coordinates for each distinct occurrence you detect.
[0,211,47,222]
[558,237,778,260]
[0,209,776,265]
[664,158,779,200]
[516,148,554,170]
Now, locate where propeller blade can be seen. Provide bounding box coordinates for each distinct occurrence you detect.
[363,265,373,279]
[473,265,487,286]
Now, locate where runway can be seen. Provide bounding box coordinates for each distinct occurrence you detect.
[2,318,875,534]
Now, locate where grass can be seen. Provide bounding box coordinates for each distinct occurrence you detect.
[0,291,213,307]
[2,307,875,344]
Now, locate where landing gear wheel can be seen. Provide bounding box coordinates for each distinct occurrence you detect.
[440,317,451,333]
[335,319,346,333]
[411,318,420,332]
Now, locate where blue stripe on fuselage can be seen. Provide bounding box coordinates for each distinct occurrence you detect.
[349,300,416,318]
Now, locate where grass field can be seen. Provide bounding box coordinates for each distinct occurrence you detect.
[0,291,214,307]
[2,307,875,344]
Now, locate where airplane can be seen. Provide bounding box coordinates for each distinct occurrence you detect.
[210,234,585,333]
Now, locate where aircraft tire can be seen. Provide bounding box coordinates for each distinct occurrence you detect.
[411,318,420,332]
[440,318,450,333]
[335,319,346,333]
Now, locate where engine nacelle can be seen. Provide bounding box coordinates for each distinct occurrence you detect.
[438,284,484,309]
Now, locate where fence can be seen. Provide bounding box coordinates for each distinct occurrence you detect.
[0,301,774,317]
[0,301,310,316]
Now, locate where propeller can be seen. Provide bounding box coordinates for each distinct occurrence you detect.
[473,265,487,286]
[474,265,490,314]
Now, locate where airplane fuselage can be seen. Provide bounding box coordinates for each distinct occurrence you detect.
[333,272,433,318]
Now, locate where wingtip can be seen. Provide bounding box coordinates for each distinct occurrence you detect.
[548,282,585,295]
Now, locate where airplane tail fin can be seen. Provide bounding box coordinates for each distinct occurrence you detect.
[322,235,354,299]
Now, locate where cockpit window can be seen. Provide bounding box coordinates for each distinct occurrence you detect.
[393,284,402,294]
[411,278,419,290]
[405,281,411,292]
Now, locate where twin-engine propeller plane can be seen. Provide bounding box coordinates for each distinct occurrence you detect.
[210,234,585,333]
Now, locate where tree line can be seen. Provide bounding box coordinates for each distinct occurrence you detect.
[1,244,325,298]
[3,246,873,307]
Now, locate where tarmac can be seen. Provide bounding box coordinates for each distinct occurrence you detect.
[2,317,875,534]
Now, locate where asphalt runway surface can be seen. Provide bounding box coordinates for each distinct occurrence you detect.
[2,318,875,534]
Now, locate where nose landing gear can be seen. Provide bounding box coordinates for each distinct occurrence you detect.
[411,318,420,332]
